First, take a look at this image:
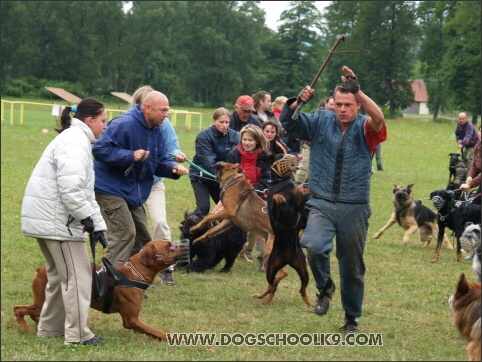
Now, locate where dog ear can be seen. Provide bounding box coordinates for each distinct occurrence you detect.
[464,222,474,229]
[407,184,414,193]
[456,273,470,295]
[140,242,155,266]
[393,185,398,193]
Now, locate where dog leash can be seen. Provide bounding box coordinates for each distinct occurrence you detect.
[89,232,105,301]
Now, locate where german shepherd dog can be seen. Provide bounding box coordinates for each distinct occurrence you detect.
[254,154,313,306]
[448,273,481,361]
[374,184,452,261]
[430,189,482,262]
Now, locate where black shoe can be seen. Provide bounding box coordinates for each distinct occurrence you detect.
[314,280,335,316]
[160,270,175,286]
[244,249,253,261]
[339,318,359,334]
[65,336,104,346]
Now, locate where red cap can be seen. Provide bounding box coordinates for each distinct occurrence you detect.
[236,95,255,111]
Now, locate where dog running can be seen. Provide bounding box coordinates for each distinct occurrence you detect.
[254,154,314,306]
[13,239,184,341]
[374,184,452,261]
[430,189,482,262]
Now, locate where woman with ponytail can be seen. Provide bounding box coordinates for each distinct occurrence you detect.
[21,98,108,345]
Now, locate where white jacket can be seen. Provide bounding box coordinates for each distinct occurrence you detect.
[21,118,106,241]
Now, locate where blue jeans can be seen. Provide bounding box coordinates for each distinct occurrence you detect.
[301,198,370,318]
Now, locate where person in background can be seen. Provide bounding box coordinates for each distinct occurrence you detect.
[93,91,188,269]
[21,98,108,346]
[262,119,291,155]
[190,107,239,215]
[280,66,387,334]
[229,95,262,133]
[227,124,271,271]
[252,91,286,137]
[455,112,480,170]
[272,96,288,119]
[295,96,335,184]
[131,86,187,286]
[459,124,481,205]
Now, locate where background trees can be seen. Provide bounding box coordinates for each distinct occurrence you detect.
[1,1,480,119]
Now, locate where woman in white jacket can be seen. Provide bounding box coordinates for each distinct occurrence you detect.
[21,98,107,346]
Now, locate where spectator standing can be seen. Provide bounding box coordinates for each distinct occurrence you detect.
[455,112,480,170]
[262,120,291,155]
[21,98,108,346]
[229,95,262,133]
[93,91,188,268]
[280,66,387,334]
[227,124,271,270]
[252,91,286,137]
[131,86,187,286]
[272,96,288,119]
[190,107,239,215]
[460,124,481,206]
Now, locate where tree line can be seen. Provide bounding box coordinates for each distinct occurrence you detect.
[1,1,480,120]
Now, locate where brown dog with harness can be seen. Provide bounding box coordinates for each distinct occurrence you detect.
[13,239,184,341]
[189,162,275,270]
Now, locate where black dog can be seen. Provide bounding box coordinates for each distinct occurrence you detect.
[255,154,313,306]
[430,189,482,262]
[179,210,246,273]
[448,153,462,183]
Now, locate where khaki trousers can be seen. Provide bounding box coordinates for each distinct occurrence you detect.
[36,238,94,344]
[144,180,171,240]
[96,193,151,267]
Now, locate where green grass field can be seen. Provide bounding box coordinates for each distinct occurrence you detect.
[1,100,475,361]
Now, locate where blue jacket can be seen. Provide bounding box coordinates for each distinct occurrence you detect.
[189,125,239,184]
[229,112,262,133]
[281,98,374,203]
[93,104,179,209]
[154,118,181,185]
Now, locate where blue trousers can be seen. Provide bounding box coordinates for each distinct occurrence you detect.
[301,198,370,318]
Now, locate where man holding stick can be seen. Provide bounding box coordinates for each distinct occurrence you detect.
[280,66,387,333]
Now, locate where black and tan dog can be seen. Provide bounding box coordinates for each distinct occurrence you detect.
[374,184,452,259]
[430,189,482,262]
[254,154,313,306]
[448,273,481,361]
[13,240,183,341]
[189,162,275,270]
[179,210,246,273]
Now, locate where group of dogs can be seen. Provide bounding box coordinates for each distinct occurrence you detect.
[12,152,481,360]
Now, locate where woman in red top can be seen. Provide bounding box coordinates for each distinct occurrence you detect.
[227,124,271,197]
[226,124,271,269]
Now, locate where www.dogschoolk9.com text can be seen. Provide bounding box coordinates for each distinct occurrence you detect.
[167,332,383,347]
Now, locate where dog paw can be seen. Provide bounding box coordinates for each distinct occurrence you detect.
[373,233,381,239]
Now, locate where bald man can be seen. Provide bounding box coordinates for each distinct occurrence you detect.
[455,112,480,170]
[93,91,188,267]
